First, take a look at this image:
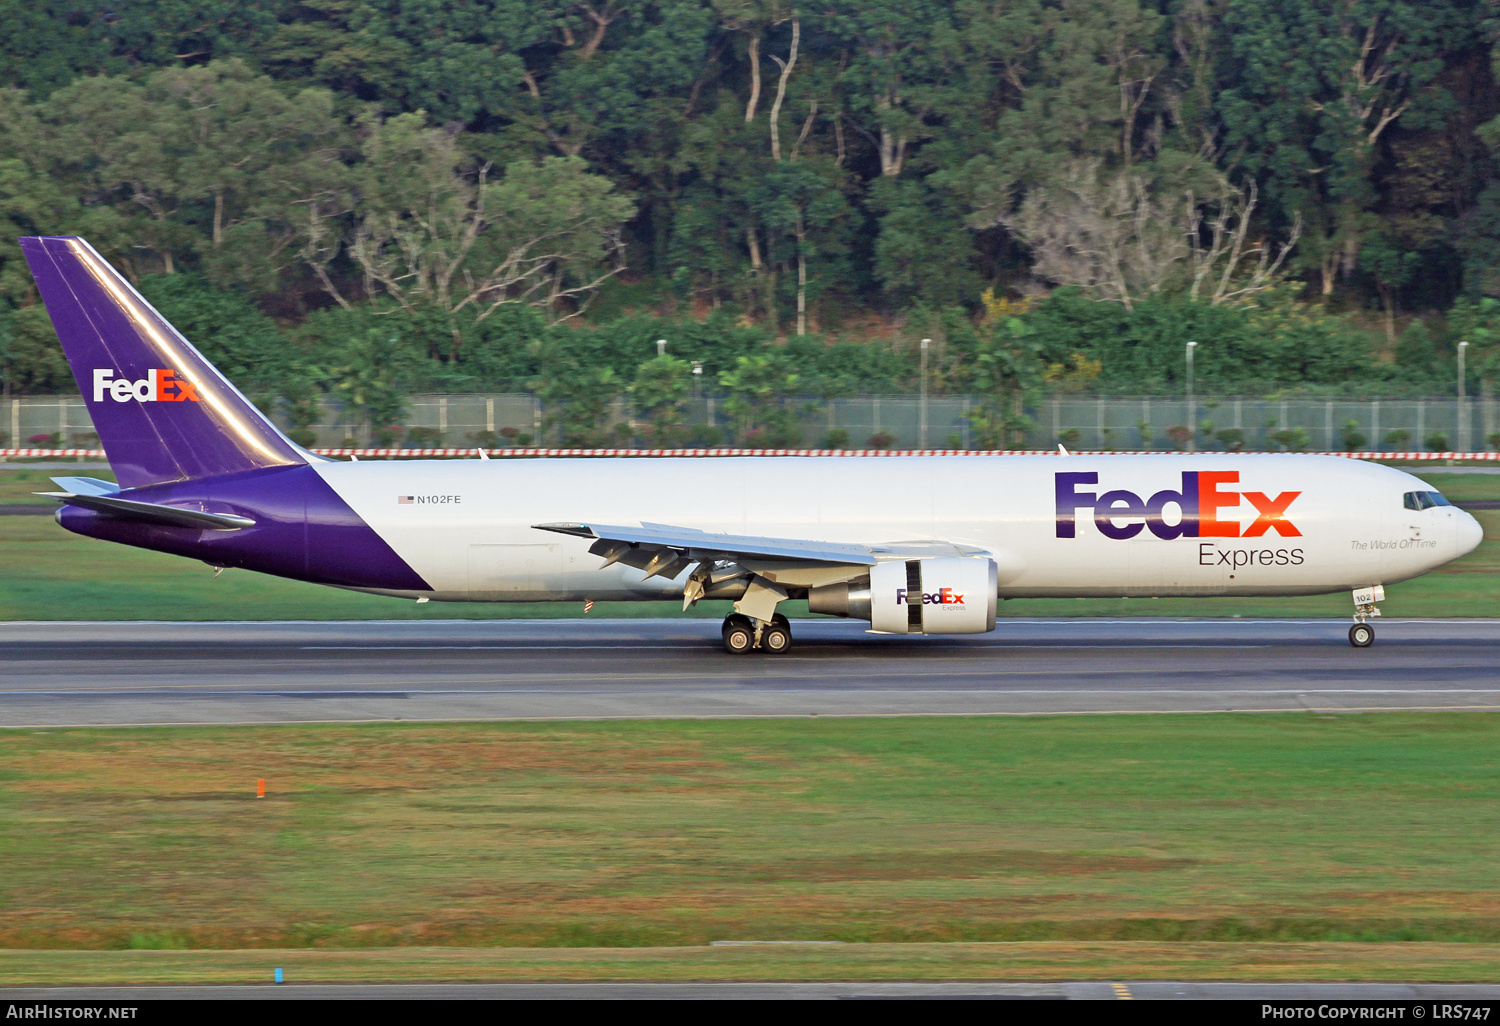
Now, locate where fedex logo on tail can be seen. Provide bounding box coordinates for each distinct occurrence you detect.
[1056,471,1300,540]
[92,369,199,403]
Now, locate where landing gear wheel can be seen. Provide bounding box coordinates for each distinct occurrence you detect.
[761,621,792,655]
[1349,622,1374,648]
[722,615,755,655]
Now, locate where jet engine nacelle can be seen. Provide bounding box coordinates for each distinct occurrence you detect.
[864,557,998,635]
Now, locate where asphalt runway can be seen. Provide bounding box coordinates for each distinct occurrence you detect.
[3,617,1500,727]
[4,981,1500,1000]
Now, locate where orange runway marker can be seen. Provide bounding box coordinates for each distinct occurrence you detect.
[256,779,265,798]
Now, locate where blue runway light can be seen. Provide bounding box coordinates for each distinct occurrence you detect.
[275,968,283,984]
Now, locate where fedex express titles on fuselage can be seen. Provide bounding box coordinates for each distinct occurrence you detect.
[1040,463,1434,594]
[16,235,1483,653]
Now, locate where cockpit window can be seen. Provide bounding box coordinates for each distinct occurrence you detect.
[1404,490,1452,510]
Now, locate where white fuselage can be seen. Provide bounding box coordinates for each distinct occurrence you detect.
[312,454,1482,604]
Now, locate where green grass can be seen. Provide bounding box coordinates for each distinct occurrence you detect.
[2,468,1497,620]
[0,466,112,504]
[7,942,1500,985]
[1,716,1498,954]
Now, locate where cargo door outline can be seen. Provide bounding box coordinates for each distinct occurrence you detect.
[468,543,563,598]
[1128,536,1228,596]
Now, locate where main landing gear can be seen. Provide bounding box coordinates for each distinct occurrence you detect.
[722,613,792,655]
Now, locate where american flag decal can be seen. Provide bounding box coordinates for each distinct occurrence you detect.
[398,495,413,504]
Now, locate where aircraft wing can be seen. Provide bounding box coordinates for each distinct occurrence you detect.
[533,521,877,566]
[532,520,991,611]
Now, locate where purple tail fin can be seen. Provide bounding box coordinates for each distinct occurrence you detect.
[20,237,309,488]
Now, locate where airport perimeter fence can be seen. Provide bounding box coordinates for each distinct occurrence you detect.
[4,393,1497,453]
[6,447,1499,462]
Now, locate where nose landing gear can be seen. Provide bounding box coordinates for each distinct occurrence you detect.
[1349,585,1384,648]
[721,613,792,654]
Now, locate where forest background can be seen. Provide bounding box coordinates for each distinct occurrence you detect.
[4,1,1500,448]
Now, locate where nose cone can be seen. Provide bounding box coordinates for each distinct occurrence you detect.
[1456,509,1484,558]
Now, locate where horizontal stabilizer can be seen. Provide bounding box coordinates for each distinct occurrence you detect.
[48,476,120,496]
[533,521,877,566]
[37,492,256,530]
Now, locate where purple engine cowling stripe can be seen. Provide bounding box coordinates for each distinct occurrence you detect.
[54,465,431,593]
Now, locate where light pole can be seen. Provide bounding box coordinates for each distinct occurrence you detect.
[1185,341,1197,453]
[1459,340,1470,452]
[920,338,931,449]
[692,361,704,434]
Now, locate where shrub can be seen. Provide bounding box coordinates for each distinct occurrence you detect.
[822,428,850,449]
[27,432,59,446]
[1135,418,1153,450]
[1340,420,1367,451]
[1216,427,1245,452]
[70,432,99,447]
[467,430,500,447]
[516,432,534,446]
[1488,431,1500,451]
[868,431,896,450]
[1269,428,1310,452]
[499,426,522,444]
[372,425,404,446]
[1384,429,1412,449]
[1424,433,1450,452]
[406,426,444,447]
[689,425,723,447]
[638,423,689,449]
[1164,424,1194,450]
[947,433,964,450]
[1018,289,1376,394]
[1058,427,1082,449]
[287,428,317,448]
[765,422,803,448]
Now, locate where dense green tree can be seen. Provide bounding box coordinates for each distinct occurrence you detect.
[534,359,624,446]
[0,2,1497,409]
[718,352,805,443]
[629,352,695,445]
[297,306,427,433]
[751,158,852,334]
[311,113,637,358]
[1218,0,1480,306]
